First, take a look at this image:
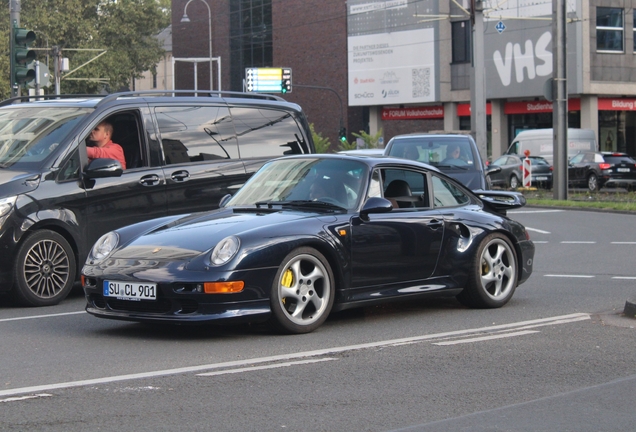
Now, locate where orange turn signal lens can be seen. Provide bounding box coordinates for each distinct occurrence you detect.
[203,281,245,294]
[81,275,86,287]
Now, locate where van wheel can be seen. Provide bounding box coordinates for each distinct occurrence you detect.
[11,230,76,307]
[509,175,519,189]
[587,174,598,192]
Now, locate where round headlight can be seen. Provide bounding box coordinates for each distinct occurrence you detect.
[210,236,240,266]
[90,231,119,263]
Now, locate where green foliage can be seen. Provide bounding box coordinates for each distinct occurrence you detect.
[352,128,383,149]
[310,123,331,154]
[1,0,170,98]
[337,138,357,152]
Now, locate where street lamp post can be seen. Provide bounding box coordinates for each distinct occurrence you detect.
[181,0,213,91]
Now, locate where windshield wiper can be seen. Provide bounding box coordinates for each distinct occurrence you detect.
[254,200,345,211]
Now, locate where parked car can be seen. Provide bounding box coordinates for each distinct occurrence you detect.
[487,155,553,189]
[82,154,535,334]
[0,91,314,306]
[384,132,488,190]
[568,151,636,191]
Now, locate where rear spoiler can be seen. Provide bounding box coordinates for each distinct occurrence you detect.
[473,190,526,216]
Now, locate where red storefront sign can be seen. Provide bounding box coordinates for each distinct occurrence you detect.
[456,103,492,116]
[382,106,444,120]
[598,98,636,110]
[504,99,581,114]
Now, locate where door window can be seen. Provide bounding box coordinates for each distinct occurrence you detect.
[155,106,239,165]
[432,175,470,208]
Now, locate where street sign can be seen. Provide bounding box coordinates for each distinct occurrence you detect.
[495,21,506,34]
[245,67,292,93]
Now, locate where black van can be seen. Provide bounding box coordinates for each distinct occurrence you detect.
[0,91,314,306]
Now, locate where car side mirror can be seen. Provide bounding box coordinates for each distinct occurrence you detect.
[219,193,232,208]
[84,158,123,179]
[360,197,393,219]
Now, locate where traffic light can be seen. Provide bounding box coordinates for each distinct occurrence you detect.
[11,26,37,87]
[339,127,347,142]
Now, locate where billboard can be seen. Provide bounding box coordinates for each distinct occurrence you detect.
[347,0,439,106]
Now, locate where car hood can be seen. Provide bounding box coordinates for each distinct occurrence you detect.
[0,169,41,197]
[112,208,336,261]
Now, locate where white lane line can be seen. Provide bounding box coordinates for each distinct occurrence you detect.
[526,227,551,234]
[561,241,596,244]
[0,312,590,398]
[532,241,549,244]
[0,311,85,323]
[198,358,336,377]
[0,394,52,403]
[545,275,595,278]
[432,330,540,346]
[611,242,636,245]
[509,210,564,214]
[613,276,636,280]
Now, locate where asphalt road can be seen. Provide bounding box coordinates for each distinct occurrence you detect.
[0,208,635,431]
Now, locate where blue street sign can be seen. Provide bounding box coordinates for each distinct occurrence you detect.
[495,21,506,34]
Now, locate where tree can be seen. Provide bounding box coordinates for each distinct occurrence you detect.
[310,123,331,153]
[1,0,170,98]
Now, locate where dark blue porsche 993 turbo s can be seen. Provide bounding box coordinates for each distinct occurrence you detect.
[82,154,534,334]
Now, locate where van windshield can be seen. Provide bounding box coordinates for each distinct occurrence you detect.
[0,107,91,170]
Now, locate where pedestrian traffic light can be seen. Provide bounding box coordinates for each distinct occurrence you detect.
[11,27,37,86]
[339,127,347,142]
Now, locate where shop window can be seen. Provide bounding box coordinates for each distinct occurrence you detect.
[596,7,623,52]
[452,21,471,64]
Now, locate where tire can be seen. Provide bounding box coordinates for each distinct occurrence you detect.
[456,233,517,309]
[269,247,335,334]
[587,174,598,192]
[11,230,76,307]
[509,175,519,189]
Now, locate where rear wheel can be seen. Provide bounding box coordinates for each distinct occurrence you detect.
[456,233,517,308]
[270,247,334,334]
[11,230,76,307]
[509,175,519,189]
[587,174,598,192]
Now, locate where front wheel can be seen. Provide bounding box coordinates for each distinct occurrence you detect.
[11,230,76,307]
[456,233,518,308]
[270,247,335,334]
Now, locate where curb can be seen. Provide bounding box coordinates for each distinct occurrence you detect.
[624,299,636,319]
[525,204,636,215]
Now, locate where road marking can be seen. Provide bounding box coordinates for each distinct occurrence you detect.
[197,358,336,377]
[611,242,636,245]
[432,330,540,346]
[526,227,551,234]
[0,311,85,323]
[545,275,595,278]
[0,313,590,398]
[532,241,549,244]
[509,210,564,214]
[612,276,636,280]
[0,394,52,403]
[561,241,596,244]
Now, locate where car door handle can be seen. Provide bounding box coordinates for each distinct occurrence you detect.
[171,170,190,182]
[139,174,161,187]
[428,219,444,229]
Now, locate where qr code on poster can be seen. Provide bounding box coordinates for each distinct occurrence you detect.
[412,68,430,98]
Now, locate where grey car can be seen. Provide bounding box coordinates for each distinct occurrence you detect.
[384,132,488,190]
[488,155,553,189]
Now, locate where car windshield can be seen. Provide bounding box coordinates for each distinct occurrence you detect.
[387,137,476,170]
[0,107,91,170]
[227,157,369,211]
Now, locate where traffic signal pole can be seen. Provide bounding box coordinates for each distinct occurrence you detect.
[9,0,21,97]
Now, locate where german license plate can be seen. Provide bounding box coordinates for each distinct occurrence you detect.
[617,168,630,172]
[535,176,548,180]
[103,280,157,301]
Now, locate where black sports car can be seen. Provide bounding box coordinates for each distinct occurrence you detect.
[82,154,534,334]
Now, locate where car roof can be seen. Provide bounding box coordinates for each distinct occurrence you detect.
[390,131,474,140]
[275,152,443,173]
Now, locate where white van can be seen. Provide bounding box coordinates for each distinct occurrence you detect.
[505,128,597,165]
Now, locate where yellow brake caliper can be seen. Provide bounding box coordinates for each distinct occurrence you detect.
[281,269,294,305]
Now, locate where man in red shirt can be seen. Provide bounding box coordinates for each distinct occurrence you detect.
[86,121,126,169]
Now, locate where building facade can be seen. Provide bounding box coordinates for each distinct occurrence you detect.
[171,0,636,158]
[134,26,174,91]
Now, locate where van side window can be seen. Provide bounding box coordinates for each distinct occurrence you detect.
[108,111,144,170]
[155,106,239,165]
[230,107,309,158]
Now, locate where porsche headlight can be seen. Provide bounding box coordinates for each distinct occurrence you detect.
[210,236,240,266]
[89,231,119,263]
[0,196,17,218]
